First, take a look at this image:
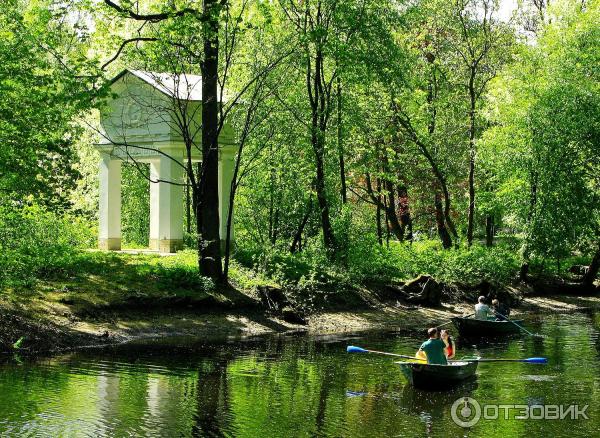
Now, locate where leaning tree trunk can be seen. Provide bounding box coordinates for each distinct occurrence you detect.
[365,172,404,241]
[384,179,405,242]
[198,0,223,281]
[435,192,452,249]
[582,244,600,287]
[290,198,312,253]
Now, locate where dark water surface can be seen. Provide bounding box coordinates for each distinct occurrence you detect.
[1,313,599,437]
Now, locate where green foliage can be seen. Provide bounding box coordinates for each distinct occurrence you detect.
[121,164,150,247]
[482,0,600,264]
[236,235,520,290]
[0,204,95,287]
[49,250,215,294]
[0,1,97,210]
[138,250,214,291]
[1,0,598,297]
[348,239,520,285]
[12,336,24,350]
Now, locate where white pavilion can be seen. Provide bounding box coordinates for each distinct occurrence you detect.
[95,69,238,252]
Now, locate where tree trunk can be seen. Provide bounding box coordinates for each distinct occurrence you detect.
[435,192,452,249]
[383,192,390,247]
[582,244,600,286]
[271,207,279,246]
[485,214,494,247]
[310,47,336,256]
[290,198,312,253]
[268,155,274,243]
[376,178,383,245]
[223,152,240,280]
[336,77,347,205]
[365,173,404,241]
[313,145,335,252]
[529,175,538,221]
[424,63,458,241]
[186,175,191,234]
[397,185,413,242]
[519,263,529,282]
[198,0,223,281]
[384,179,405,241]
[467,67,477,247]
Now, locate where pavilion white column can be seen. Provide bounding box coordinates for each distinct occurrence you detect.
[149,153,184,253]
[98,153,121,250]
[219,146,237,250]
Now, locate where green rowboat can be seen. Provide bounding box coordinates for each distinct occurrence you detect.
[452,316,524,337]
[397,360,479,390]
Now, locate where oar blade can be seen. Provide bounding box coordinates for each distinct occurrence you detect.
[347,346,368,354]
[524,357,548,364]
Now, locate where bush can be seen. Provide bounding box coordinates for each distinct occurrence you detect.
[234,234,521,290]
[145,250,215,291]
[233,239,345,291]
[0,204,95,286]
[348,238,520,285]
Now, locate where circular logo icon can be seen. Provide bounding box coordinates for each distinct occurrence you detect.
[451,397,481,427]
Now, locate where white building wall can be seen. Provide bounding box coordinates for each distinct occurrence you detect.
[149,151,184,252]
[98,153,121,250]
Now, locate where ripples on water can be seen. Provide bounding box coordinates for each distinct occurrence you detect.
[0,313,599,437]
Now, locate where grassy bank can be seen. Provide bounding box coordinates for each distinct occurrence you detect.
[0,238,597,354]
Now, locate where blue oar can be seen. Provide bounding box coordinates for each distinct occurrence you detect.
[347,345,548,364]
[346,345,422,361]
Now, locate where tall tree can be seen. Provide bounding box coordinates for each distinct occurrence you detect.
[98,0,284,281]
[483,0,599,279]
[0,0,94,210]
[448,0,513,246]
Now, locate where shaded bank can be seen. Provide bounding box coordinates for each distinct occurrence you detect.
[2,276,599,354]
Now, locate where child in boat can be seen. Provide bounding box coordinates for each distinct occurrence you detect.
[492,299,510,321]
[417,328,448,365]
[441,329,455,359]
[474,296,494,320]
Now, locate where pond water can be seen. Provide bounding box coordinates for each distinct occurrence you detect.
[1,312,599,437]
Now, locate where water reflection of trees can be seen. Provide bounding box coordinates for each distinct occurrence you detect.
[193,358,231,437]
[3,320,600,437]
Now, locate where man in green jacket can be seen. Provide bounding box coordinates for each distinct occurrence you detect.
[418,327,448,365]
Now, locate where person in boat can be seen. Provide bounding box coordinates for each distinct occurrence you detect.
[474,296,495,320]
[492,299,510,321]
[441,329,456,359]
[416,328,448,365]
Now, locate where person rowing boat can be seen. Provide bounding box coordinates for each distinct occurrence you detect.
[474,296,495,320]
[492,299,510,321]
[416,328,448,365]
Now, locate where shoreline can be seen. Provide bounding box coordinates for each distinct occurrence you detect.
[2,291,599,356]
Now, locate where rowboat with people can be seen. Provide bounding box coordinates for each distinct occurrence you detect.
[396,360,479,389]
[451,316,525,336]
[346,342,547,391]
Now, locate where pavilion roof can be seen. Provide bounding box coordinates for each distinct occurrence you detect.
[110,69,223,102]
